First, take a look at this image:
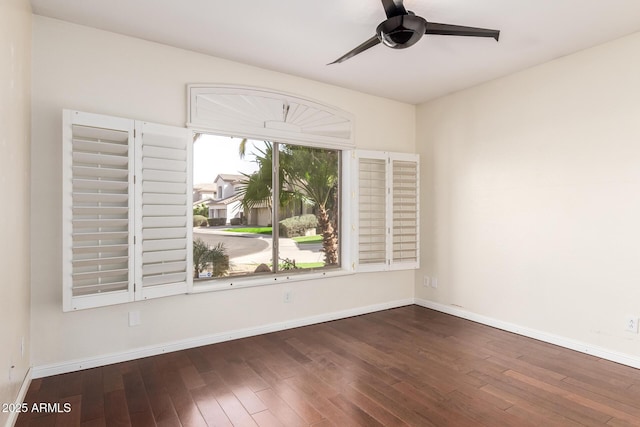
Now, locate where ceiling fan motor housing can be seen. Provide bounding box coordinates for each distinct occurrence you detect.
[376,14,427,49]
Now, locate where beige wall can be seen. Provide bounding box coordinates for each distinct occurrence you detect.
[30,16,416,369]
[0,0,31,422]
[416,32,640,357]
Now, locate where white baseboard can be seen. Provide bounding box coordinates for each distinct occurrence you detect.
[5,368,32,427]
[32,298,414,378]
[415,298,640,370]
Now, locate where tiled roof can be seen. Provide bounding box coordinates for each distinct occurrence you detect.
[193,183,218,192]
[215,173,246,184]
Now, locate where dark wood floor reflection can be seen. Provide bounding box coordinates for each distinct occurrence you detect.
[16,305,640,426]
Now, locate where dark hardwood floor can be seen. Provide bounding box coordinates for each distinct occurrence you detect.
[16,305,640,426]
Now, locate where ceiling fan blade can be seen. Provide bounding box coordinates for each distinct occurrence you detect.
[381,0,407,18]
[425,22,500,41]
[328,35,381,64]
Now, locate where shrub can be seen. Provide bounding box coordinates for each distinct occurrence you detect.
[207,218,226,226]
[209,242,230,277]
[229,217,242,225]
[193,203,208,217]
[193,215,208,227]
[279,214,318,238]
[193,238,229,278]
[279,257,299,270]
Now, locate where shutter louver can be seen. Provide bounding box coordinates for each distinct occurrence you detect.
[391,158,419,266]
[135,123,192,299]
[63,111,135,311]
[356,154,388,270]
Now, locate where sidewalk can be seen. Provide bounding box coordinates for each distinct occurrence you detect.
[231,237,324,265]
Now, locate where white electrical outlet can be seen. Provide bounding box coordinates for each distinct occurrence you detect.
[283,289,293,303]
[431,278,438,288]
[625,315,639,333]
[423,276,430,287]
[129,310,141,327]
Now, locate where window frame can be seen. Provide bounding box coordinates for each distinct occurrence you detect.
[186,85,357,291]
[188,132,354,292]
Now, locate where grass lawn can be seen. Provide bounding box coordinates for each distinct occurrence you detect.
[224,229,324,244]
[295,262,325,268]
[292,235,323,244]
[224,227,272,235]
[275,262,325,269]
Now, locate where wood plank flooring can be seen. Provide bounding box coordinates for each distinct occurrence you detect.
[16,306,640,426]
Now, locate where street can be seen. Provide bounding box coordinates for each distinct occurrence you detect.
[193,230,269,258]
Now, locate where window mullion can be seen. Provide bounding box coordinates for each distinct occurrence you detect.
[387,155,393,269]
[272,142,280,274]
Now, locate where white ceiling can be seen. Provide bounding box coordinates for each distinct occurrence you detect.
[30,0,640,104]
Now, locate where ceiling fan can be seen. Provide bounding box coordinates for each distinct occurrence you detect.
[329,0,500,64]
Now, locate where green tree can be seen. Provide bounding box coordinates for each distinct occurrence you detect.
[236,143,339,265]
[235,143,300,217]
[285,145,339,264]
[193,203,208,217]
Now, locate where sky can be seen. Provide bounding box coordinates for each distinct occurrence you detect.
[193,134,261,184]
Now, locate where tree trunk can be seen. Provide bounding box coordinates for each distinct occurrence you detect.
[317,205,338,265]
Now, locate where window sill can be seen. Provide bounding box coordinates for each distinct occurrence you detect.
[190,268,355,294]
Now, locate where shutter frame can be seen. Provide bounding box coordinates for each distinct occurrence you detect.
[134,121,193,300]
[62,110,135,311]
[353,150,420,273]
[354,150,389,272]
[63,110,193,311]
[389,152,420,270]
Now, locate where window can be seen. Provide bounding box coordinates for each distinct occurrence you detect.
[62,110,192,311]
[192,135,341,281]
[353,150,420,272]
[62,86,419,310]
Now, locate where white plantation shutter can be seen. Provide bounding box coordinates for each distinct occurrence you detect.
[355,152,388,271]
[390,154,419,269]
[63,110,192,311]
[135,122,192,299]
[353,150,419,272]
[63,111,135,311]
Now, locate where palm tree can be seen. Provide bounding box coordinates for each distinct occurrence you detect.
[237,142,339,265]
[235,143,301,217]
[238,138,248,159]
[236,143,273,213]
[284,145,339,264]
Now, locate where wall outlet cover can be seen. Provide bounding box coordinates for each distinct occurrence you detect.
[625,315,639,333]
[283,289,293,303]
[129,310,141,327]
